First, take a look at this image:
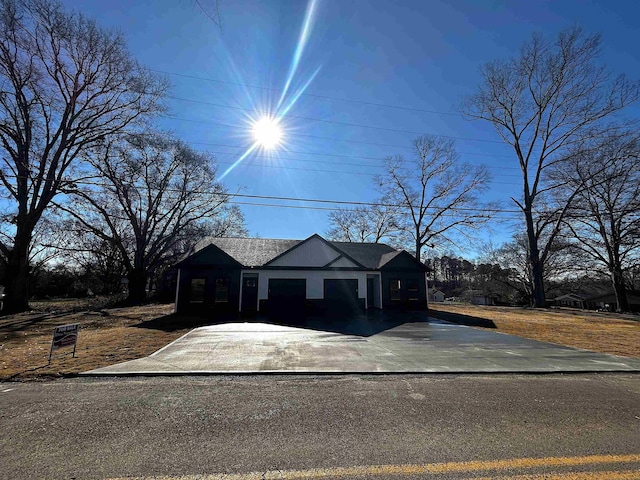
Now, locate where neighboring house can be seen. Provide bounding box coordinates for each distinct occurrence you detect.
[586,291,640,313]
[554,293,588,309]
[462,290,496,306]
[427,288,446,303]
[175,234,429,315]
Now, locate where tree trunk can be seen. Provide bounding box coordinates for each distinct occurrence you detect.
[127,268,147,305]
[611,267,629,312]
[524,207,546,308]
[2,230,32,314]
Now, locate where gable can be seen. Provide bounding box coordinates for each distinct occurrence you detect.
[267,235,344,267]
[379,251,427,271]
[325,256,360,268]
[177,244,241,267]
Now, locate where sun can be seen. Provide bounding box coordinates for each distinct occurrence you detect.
[252,116,283,150]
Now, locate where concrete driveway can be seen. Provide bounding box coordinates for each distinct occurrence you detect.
[84,312,640,375]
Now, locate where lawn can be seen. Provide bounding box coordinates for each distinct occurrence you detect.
[429,303,640,358]
[0,302,199,381]
[2,301,639,381]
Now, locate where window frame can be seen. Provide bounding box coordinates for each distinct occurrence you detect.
[190,278,206,304]
[390,279,402,301]
[214,277,230,303]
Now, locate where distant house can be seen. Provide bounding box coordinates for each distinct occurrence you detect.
[462,289,496,306]
[586,292,640,313]
[554,293,588,309]
[427,288,446,302]
[175,234,430,315]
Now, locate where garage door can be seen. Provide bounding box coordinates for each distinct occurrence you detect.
[268,278,306,314]
[324,279,360,313]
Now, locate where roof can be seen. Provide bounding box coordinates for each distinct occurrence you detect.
[587,291,640,304]
[188,236,415,269]
[555,293,587,301]
[329,241,397,269]
[196,237,300,267]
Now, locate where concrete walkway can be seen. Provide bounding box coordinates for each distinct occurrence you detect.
[84,319,640,375]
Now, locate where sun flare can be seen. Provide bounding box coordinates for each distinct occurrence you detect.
[252,116,283,150]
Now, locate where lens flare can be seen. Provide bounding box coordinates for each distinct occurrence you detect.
[220,0,321,181]
[252,116,283,150]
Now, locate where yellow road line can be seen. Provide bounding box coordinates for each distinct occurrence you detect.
[108,453,640,480]
[474,471,640,480]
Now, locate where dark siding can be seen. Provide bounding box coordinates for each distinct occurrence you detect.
[380,252,428,310]
[381,271,427,309]
[177,267,241,315]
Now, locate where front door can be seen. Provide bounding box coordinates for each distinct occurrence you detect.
[367,277,374,309]
[241,275,258,313]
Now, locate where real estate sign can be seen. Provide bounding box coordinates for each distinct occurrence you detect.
[49,323,80,362]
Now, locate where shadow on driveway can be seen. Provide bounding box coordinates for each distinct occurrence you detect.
[134,309,432,337]
[428,309,497,328]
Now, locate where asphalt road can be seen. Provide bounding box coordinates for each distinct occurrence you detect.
[1,374,640,479]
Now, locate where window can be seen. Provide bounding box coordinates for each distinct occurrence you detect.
[215,278,230,303]
[390,279,402,300]
[407,278,419,300]
[190,278,206,303]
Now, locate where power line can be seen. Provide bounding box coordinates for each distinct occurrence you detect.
[190,143,518,162]
[170,137,516,161]
[209,150,523,176]
[153,69,464,117]
[217,160,375,177]
[214,159,522,184]
[164,115,513,152]
[0,172,521,213]
[226,200,524,220]
[164,94,508,145]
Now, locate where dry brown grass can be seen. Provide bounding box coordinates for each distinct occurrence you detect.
[3,301,639,381]
[0,303,197,381]
[430,303,640,358]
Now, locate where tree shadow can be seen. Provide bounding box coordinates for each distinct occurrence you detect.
[133,309,433,337]
[0,314,50,333]
[429,309,497,328]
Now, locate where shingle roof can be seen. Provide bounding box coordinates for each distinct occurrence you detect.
[191,236,402,269]
[197,237,301,267]
[328,241,397,269]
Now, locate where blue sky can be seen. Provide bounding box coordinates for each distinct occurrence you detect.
[62,0,640,253]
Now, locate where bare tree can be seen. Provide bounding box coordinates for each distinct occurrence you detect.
[482,233,579,305]
[326,198,402,244]
[0,0,166,312]
[560,132,640,312]
[462,26,640,307]
[376,134,493,261]
[57,133,245,304]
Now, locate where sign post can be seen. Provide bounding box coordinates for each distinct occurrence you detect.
[49,323,80,364]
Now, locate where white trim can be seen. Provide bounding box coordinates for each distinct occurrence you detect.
[174,269,181,313]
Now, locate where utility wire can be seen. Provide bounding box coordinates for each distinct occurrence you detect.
[152,69,464,117]
[165,115,513,152]
[164,94,507,145]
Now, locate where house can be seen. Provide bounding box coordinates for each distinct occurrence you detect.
[586,291,640,313]
[428,288,446,302]
[174,234,429,315]
[461,290,496,306]
[553,293,590,309]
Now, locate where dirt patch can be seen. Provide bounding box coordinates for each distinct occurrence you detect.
[0,304,204,381]
[430,304,640,358]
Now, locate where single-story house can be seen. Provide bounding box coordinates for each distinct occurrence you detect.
[427,288,446,302]
[462,290,496,306]
[554,293,588,309]
[586,291,640,313]
[175,234,429,315]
